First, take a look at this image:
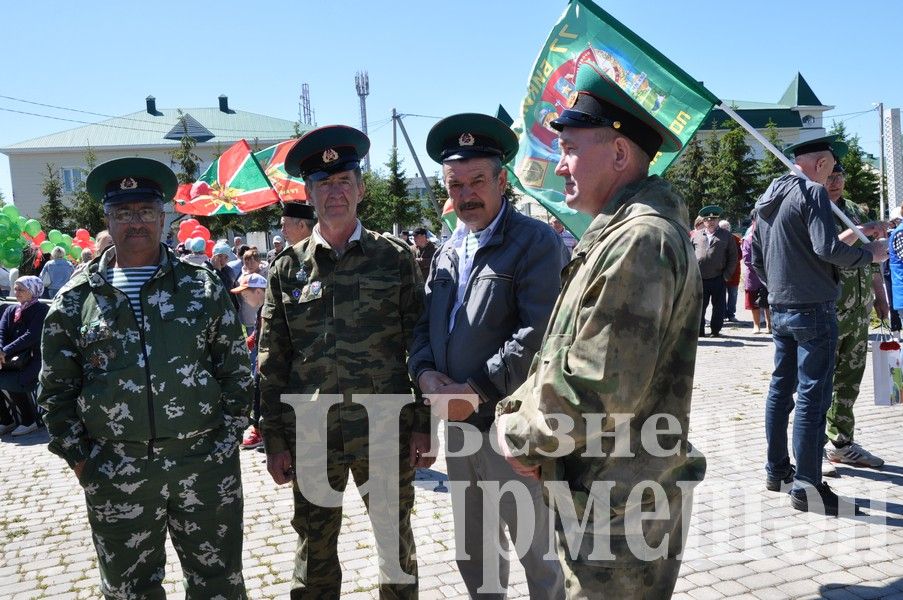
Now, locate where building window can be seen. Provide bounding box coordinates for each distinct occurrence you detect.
[60,167,86,194]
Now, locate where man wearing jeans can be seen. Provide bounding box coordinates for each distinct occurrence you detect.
[752,135,887,515]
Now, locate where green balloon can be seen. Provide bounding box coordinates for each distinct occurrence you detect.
[24,219,41,237]
[2,205,20,221]
[40,240,53,253]
[48,229,63,244]
[0,220,10,238]
[61,234,73,246]
[2,245,19,265]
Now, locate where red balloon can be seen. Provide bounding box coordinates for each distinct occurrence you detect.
[191,226,211,242]
[205,240,215,257]
[75,228,90,240]
[184,218,200,229]
[177,230,190,243]
[33,231,46,244]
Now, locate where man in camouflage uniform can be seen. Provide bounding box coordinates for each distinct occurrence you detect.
[258,125,432,599]
[495,63,705,599]
[40,158,252,600]
[825,162,890,468]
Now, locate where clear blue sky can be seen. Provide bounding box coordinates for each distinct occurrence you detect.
[1,0,901,205]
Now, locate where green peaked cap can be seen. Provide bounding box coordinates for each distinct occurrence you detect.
[86,157,177,205]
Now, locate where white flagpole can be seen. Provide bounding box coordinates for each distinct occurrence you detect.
[717,102,871,244]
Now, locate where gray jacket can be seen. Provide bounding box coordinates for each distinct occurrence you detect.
[408,202,568,431]
[692,227,738,280]
[751,174,872,305]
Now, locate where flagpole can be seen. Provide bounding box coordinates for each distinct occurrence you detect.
[717,102,871,244]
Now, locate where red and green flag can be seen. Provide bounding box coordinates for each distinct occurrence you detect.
[509,0,720,237]
[174,139,281,216]
[254,140,309,202]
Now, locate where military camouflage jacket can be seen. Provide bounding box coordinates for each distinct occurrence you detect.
[39,244,253,467]
[258,224,427,457]
[497,176,706,556]
[834,198,875,312]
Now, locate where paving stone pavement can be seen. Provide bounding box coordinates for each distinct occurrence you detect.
[1,307,902,599]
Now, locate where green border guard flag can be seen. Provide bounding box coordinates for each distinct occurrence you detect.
[510,0,720,237]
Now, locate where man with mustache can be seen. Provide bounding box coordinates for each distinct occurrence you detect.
[409,113,567,599]
[258,125,431,599]
[39,157,252,599]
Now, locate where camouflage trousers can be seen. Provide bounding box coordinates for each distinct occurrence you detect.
[553,488,691,599]
[827,306,871,445]
[79,437,246,600]
[289,455,418,599]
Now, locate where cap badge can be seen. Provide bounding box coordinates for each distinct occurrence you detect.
[458,133,475,146]
[120,177,138,190]
[323,148,339,163]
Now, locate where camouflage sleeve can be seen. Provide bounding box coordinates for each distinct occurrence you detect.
[206,279,253,453]
[38,298,90,468]
[500,222,688,466]
[468,228,563,405]
[397,244,429,434]
[258,258,293,454]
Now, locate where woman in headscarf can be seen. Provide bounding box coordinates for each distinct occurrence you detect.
[0,276,49,437]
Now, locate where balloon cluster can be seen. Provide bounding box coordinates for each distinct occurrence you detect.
[0,205,100,268]
[0,206,29,268]
[176,218,214,257]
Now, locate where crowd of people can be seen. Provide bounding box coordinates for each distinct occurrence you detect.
[0,60,889,600]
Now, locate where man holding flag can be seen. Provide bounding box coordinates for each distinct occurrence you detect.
[496,61,706,599]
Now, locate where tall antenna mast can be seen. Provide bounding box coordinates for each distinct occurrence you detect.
[355,70,370,172]
[301,83,312,126]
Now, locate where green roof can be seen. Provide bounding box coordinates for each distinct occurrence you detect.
[2,107,304,151]
[779,72,824,107]
[701,107,803,130]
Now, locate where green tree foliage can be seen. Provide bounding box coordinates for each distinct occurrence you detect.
[427,175,448,235]
[358,170,394,232]
[67,146,105,234]
[386,148,422,230]
[755,120,788,197]
[39,163,69,231]
[707,118,758,222]
[0,189,6,207]
[665,136,708,220]
[830,122,880,212]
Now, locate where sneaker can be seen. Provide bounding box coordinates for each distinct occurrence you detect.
[10,423,38,436]
[0,422,15,436]
[789,481,863,516]
[826,443,884,468]
[766,465,795,492]
[241,426,263,450]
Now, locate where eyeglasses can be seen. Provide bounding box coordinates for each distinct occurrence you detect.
[105,207,161,223]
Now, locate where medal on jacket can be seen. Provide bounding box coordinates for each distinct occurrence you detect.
[295,267,309,283]
[310,281,321,295]
[292,288,302,301]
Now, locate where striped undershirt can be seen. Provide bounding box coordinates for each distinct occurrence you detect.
[106,266,159,322]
